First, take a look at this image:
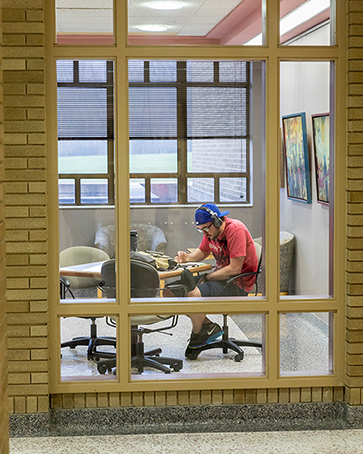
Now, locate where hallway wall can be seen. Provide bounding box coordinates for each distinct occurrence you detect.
[0,0,361,427]
[0,0,10,452]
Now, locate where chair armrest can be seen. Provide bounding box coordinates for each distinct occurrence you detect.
[225,269,261,286]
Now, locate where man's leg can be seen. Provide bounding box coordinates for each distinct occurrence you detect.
[186,286,210,333]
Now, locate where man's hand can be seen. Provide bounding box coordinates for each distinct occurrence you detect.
[175,251,189,263]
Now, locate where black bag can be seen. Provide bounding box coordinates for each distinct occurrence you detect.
[130,251,177,271]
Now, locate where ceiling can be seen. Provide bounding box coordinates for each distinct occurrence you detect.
[55,0,329,45]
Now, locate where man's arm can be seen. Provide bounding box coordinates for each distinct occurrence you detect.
[205,256,245,281]
[175,248,209,263]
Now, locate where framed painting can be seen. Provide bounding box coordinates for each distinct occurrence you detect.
[282,112,311,203]
[312,113,329,205]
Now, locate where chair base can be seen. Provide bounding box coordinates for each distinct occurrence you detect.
[185,315,262,361]
[97,346,183,375]
[61,318,116,360]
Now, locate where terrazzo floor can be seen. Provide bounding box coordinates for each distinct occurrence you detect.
[10,429,363,453]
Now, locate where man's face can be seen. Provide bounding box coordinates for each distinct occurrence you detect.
[196,221,220,240]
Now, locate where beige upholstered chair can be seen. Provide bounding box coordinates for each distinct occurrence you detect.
[94,223,167,259]
[254,231,295,294]
[60,246,115,360]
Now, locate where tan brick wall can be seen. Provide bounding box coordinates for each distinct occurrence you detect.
[50,387,345,409]
[0,0,10,449]
[3,0,48,414]
[346,0,363,405]
[0,0,359,415]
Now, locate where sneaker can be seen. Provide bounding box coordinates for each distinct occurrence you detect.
[187,322,224,350]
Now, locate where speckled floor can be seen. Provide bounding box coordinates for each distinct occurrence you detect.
[10,429,363,453]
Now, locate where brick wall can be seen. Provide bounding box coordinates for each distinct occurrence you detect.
[1,0,360,415]
[0,0,10,450]
[3,0,48,414]
[346,0,363,405]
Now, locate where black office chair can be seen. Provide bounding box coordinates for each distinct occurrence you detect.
[96,259,188,374]
[60,274,116,362]
[186,241,263,361]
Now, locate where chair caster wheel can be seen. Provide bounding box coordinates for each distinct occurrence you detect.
[185,348,200,360]
[97,364,106,374]
[234,352,244,362]
[172,362,183,372]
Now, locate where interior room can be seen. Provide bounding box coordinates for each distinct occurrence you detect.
[57,20,333,380]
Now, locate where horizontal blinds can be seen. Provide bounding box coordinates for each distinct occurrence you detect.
[129,87,177,138]
[129,86,247,139]
[187,87,247,137]
[58,87,110,139]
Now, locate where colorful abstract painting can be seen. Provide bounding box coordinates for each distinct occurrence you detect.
[282,112,311,203]
[312,113,329,205]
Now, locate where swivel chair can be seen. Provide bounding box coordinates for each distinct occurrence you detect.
[60,246,116,360]
[186,241,263,362]
[97,259,188,374]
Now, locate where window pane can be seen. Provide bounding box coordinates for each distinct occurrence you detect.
[79,60,108,83]
[61,316,117,381]
[129,87,177,138]
[127,313,264,379]
[280,0,331,46]
[130,140,177,174]
[58,179,75,205]
[280,61,332,297]
[58,60,116,317]
[187,87,247,137]
[130,179,146,204]
[280,313,333,375]
[128,0,263,46]
[149,61,177,82]
[150,178,178,203]
[58,140,108,174]
[187,139,247,173]
[80,179,108,204]
[187,61,214,82]
[220,178,247,203]
[56,0,114,45]
[58,88,109,138]
[187,178,214,203]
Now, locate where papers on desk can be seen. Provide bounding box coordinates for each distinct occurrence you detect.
[178,262,204,268]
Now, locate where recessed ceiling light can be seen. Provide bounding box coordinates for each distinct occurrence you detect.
[137,24,168,32]
[146,1,184,10]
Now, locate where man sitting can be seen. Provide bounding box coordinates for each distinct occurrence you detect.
[175,203,257,360]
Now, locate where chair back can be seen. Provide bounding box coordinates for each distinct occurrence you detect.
[60,246,110,289]
[101,259,160,299]
[130,259,160,298]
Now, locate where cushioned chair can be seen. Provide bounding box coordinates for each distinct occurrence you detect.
[96,259,187,375]
[60,246,116,360]
[94,223,167,259]
[254,231,295,294]
[185,241,263,362]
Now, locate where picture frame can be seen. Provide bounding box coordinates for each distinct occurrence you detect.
[282,112,311,203]
[312,113,329,205]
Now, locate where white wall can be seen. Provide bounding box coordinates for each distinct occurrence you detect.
[280,25,331,295]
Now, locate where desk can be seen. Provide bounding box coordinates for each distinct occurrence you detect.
[60,261,212,282]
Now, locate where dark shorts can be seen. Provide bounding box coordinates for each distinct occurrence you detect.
[192,275,247,298]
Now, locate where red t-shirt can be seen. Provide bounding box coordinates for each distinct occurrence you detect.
[199,217,258,292]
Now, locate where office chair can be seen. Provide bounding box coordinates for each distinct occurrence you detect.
[96,259,188,374]
[186,241,263,362]
[60,246,116,361]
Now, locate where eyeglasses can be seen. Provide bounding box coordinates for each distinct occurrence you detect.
[196,223,213,233]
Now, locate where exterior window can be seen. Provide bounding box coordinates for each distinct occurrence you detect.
[57,60,114,205]
[129,60,251,205]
